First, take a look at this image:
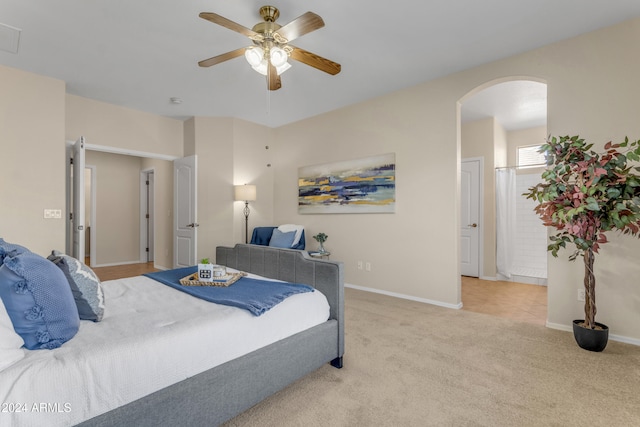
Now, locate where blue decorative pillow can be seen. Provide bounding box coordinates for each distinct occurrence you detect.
[48,251,105,322]
[268,229,296,248]
[0,238,31,267]
[0,251,80,350]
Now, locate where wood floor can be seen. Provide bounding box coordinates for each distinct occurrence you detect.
[90,261,158,282]
[90,262,547,325]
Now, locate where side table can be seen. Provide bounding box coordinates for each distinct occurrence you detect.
[308,251,331,260]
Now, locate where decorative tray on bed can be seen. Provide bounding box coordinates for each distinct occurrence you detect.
[179,271,247,287]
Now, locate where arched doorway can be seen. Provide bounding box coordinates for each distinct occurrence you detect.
[458,78,548,325]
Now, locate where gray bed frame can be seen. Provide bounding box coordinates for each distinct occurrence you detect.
[78,244,344,427]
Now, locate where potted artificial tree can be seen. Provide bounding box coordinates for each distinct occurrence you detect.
[525,135,640,351]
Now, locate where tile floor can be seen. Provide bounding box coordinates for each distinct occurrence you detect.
[461,276,547,325]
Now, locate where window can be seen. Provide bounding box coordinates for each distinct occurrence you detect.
[517,145,546,168]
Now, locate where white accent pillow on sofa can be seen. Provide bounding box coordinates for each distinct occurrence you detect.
[277,224,304,248]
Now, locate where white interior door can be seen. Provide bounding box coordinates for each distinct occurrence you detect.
[461,159,480,277]
[174,155,197,268]
[72,137,85,260]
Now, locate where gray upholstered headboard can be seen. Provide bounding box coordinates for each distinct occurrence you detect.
[216,243,344,354]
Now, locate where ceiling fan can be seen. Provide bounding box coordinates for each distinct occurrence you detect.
[198,5,341,91]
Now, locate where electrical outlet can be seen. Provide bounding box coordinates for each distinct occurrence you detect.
[357,261,363,270]
[44,209,62,219]
[578,289,585,302]
[365,262,371,272]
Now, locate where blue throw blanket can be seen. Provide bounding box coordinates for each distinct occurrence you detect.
[143,267,314,316]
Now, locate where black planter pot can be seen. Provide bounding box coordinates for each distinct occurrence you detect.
[572,320,609,352]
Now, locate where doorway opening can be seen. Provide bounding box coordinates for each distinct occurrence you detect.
[459,78,548,324]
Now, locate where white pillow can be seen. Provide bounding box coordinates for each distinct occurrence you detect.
[278,224,304,247]
[0,296,25,371]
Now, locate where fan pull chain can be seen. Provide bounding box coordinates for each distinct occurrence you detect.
[265,69,271,116]
[266,86,271,116]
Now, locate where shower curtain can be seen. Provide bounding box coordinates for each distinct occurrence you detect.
[496,168,516,279]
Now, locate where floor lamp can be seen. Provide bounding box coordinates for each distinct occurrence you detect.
[234,184,257,244]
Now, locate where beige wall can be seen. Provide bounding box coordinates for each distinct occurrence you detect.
[461,117,500,278]
[232,119,276,234]
[86,151,141,265]
[269,17,640,340]
[67,95,181,268]
[274,86,462,306]
[141,158,174,270]
[85,152,173,268]
[0,65,66,255]
[66,95,183,158]
[191,117,235,260]
[3,16,640,342]
[185,117,275,261]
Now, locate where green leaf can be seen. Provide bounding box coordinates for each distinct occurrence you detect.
[585,197,600,211]
[607,188,621,199]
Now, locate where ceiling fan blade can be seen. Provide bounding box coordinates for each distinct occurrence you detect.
[275,12,324,43]
[199,12,262,41]
[289,46,341,75]
[267,63,282,91]
[198,47,246,67]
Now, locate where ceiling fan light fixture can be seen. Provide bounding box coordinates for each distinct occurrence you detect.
[252,59,268,76]
[275,61,291,75]
[269,46,288,67]
[199,7,341,89]
[244,46,264,67]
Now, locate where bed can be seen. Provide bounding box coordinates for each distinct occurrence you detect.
[0,243,344,427]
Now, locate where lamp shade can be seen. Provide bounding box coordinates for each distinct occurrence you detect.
[234,184,257,201]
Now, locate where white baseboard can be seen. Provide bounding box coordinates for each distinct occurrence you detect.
[546,321,640,347]
[345,283,463,310]
[488,275,547,286]
[345,285,639,347]
[91,260,148,268]
[153,264,170,271]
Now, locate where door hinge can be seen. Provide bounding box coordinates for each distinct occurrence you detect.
[146,214,150,219]
[146,247,149,252]
[69,212,73,220]
[146,180,149,186]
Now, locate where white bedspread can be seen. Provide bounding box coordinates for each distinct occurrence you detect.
[0,273,330,427]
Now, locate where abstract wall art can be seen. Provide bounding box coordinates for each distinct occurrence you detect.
[298,153,396,214]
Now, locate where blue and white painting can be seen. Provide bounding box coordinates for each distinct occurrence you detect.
[298,153,396,214]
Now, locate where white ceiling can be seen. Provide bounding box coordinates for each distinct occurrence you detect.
[0,1,638,128]
[462,80,547,131]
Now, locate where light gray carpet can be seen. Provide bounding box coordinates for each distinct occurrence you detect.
[223,288,640,426]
